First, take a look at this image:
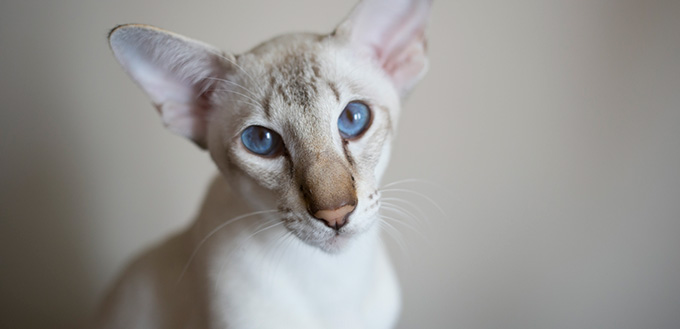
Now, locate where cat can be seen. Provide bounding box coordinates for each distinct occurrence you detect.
[95,0,432,328]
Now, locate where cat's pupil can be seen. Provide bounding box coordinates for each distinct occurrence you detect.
[241,125,283,156]
[338,101,371,139]
[345,109,359,122]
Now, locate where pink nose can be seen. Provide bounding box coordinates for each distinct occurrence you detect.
[313,204,355,230]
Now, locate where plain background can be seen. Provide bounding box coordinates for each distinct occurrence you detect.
[1,0,679,328]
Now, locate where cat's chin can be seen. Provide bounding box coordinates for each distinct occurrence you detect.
[291,227,363,254]
[317,234,355,254]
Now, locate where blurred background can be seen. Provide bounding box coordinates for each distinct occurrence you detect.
[1,0,679,328]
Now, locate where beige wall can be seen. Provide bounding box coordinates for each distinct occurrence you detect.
[1,0,679,328]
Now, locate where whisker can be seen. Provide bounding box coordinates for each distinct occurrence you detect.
[382,213,435,263]
[268,232,297,286]
[205,77,260,99]
[214,219,285,291]
[379,188,447,218]
[214,218,277,286]
[210,88,265,110]
[258,229,295,288]
[175,209,278,285]
[380,214,427,242]
[380,197,426,212]
[250,220,284,240]
[208,49,264,94]
[243,220,287,285]
[383,215,435,253]
[378,219,407,256]
[380,203,427,231]
[380,178,441,190]
[381,198,433,231]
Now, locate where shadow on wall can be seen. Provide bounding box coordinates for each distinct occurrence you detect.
[0,39,98,329]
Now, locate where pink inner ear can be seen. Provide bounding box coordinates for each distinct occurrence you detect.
[128,57,210,145]
[380,44,430,97]
[156,101,209,146]
[344,0,431,95]
[385,37,427,83]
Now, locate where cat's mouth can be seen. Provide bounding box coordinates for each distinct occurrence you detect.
[282,208,377,253]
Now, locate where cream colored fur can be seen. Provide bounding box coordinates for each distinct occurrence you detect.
[96,0,431,328]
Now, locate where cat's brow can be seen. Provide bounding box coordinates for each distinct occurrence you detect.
[268,52,324,109]
[327,81,341,103]
[261,91,273,118]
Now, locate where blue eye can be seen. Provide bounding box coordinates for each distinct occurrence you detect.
[241,126,283,156]
[338,101,371,139]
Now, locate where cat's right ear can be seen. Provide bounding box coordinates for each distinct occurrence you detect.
[108,24,230,148]
[334,0,433,97]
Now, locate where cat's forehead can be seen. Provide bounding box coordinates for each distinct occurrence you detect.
[266,50,326,110]
[242,34,359,90]
[233,34,349,121]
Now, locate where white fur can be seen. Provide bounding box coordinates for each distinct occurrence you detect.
[94,176,401,329]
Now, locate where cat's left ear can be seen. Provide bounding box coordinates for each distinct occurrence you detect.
[334,0,433,96]
[109,24,230,148]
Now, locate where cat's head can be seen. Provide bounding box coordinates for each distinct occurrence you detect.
[108,0,432,253]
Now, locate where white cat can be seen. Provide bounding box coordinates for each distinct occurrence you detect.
[95,0,432,328]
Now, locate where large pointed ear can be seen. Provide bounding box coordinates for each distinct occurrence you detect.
[108,24,229,148]
[334,0,432,96]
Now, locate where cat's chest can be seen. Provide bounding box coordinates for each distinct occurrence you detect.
[204,226,398,329]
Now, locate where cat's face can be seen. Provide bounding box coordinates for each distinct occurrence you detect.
[108,0,432,253]
[207,34,401,252]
